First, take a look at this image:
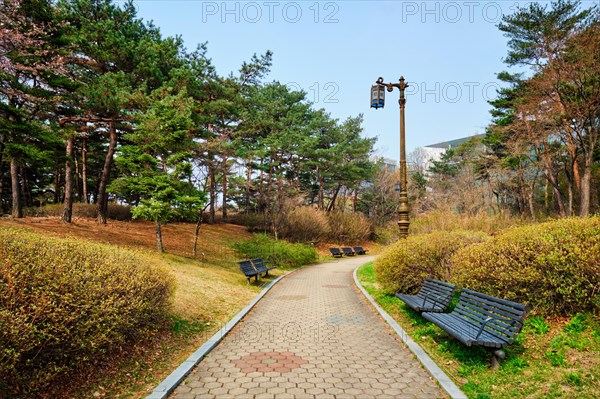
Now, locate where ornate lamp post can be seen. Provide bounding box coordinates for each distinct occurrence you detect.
[371,76,410,238]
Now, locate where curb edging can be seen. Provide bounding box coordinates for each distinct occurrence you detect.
[146,268,301,399]
[353,266,468,399]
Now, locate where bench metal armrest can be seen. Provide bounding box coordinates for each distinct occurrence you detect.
[421,293,445,308]
[475,317,494,339]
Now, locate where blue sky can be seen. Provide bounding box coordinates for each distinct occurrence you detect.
[124,1,595,160]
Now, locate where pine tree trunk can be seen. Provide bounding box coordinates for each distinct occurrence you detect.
[97,122,117,224]
[208,164,216,224]
[544,179,549,213]
[61,134,74,223]
[10,158,22,218]
[327,185,341,212]
[528,177,537,222]
[579,155,593,217]
[54,164,61,204]
[82,137,88,204]
[20,166,32,208]
[155,220,164,252]
[245,161,252,213]
[222,166,228,221]
[543,154,565,216]
[258,164,265,212]
[318,175,325,210]
[566,170,573,217]
[74,147,82,202]
[277,175,284,211]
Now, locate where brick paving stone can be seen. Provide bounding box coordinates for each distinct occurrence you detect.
[169,256,446,399]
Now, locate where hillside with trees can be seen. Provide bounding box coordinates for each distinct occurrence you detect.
[0,0,378,248]
[412,0,599,221]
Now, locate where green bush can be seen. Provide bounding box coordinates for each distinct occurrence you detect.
[374,230,489,294]
[326,211,372,244]
[279,207,330,243]
[232,234,318,267]
[451,217,600,316]
[0,228,174,396]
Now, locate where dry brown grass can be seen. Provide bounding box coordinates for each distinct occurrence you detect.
[0,216,281,398]
[1,216,250,264]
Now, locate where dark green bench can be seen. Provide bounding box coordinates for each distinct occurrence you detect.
[353,246,369,255]
[329,248,343,258]
[422,288,529,365]
[251,258,277,277]
[238,260,260,284]
[341,247,355,256]
[395,278,456,313]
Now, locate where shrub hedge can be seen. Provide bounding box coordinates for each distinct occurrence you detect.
[279,207,330,243]
[0,228,174,395]
[326,211,372,244]
[450,217,600,316]
[410,208,523,235]
[374,230,489,294]
[232,234,318,267]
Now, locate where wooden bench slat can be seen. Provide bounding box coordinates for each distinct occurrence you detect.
[420,284,454,298]
[396,294,450,312]
[460,292,528,319]
[329,248,343,258]
[454,304,524,336]
[454,303,523,330]
[422,288,529,349]
[341,247,356,256]
[251,258,277,276]
[462,289,529,311]
[422,313,480,346]
[461,291,527,315]
[396,279,456,313]
[451,309,519,343]
[423,313,510,348]
[238,260,260,283]
[353,246,368,255]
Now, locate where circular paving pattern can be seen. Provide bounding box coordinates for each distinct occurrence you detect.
[233,351,308,374]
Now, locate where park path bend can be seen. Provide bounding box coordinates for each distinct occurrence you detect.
[170,256,445,399]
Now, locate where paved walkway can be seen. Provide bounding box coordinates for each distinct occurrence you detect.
[170,256,445,399]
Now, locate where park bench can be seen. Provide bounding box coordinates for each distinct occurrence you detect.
[251,258,277,277]
[238,260,261,284]
[395,278,456,313]
[353,246,369,255]
[422,288,529,366]
[341,247,355,256]
[329,248,343,258]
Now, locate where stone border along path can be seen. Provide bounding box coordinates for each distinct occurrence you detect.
[152,256,466,399]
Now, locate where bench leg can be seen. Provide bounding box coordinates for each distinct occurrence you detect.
[491,349,506,370]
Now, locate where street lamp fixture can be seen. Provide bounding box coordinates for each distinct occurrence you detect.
[371,76,410,238]
[370,84,385,109]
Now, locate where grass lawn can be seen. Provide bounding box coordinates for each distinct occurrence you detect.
[0,217,280,398]
[357,261,600,399]
[0,216,375,398]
